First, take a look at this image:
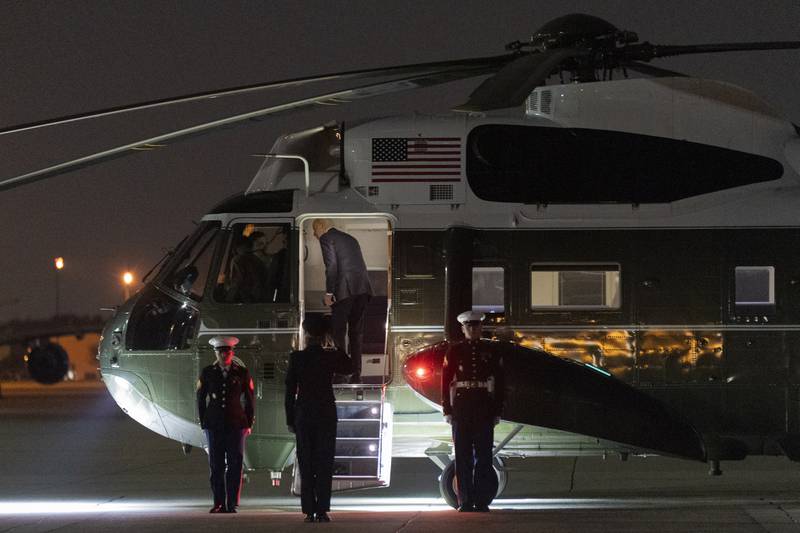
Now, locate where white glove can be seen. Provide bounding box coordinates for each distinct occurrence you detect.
[444,414,452,425]
[493,417,500,426]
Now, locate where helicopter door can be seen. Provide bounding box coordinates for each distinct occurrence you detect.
[298,216,392,384]
[296,215,394,492]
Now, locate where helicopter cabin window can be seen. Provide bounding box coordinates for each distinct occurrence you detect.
[472,267,505,318]
[405,244,434,278]
[466,125,783,204]
[531,264,620,309]
[735,266,775,306]
[214,223,291,304]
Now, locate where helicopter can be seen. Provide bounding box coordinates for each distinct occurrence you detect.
[2,13,800,507]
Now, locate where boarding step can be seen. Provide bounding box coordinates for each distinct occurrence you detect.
[291,386,393,495]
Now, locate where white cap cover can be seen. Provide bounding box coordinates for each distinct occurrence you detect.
[457,310,485,324]
[208,335,239,348]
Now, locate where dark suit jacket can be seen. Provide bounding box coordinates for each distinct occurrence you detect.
[319,228,372,302]
[197,361,255,430]
[284,345,352,428]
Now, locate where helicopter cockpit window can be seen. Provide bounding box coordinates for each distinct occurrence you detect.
[214,223,291,304]
[160,222,221,301]
[125,222,221,351]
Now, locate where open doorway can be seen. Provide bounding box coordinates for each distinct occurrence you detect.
[299,216,392,384]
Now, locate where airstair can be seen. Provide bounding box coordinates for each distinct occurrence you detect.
[292,384,393,494]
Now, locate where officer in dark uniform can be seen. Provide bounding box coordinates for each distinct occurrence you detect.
[285,315,352,522]
[441,310,505,513]
[197,335,254,513]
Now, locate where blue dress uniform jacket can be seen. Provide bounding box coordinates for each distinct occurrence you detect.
[285,345,351,515]
[197,361,254,511]
[441,339,505,509]
[197,361,254,430]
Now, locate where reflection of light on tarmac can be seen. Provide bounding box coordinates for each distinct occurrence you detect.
[0,497,742,515]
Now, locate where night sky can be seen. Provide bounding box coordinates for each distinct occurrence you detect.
[1,1,798,322]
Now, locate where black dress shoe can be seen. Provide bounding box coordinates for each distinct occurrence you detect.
[316,512,331,522]
[209,505,224,513]
[225,507,238,513]
[304,513,316,522]
[474,504,490,512]
[457,504,474,512]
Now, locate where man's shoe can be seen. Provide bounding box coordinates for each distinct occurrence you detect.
[457,504,474,512]
[474,504,490,512]
[209,505,224,513]
[316,512,331,522]
[304,513,316,522]
[224,507,238,513]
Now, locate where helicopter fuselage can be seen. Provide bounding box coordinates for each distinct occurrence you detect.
[97,76,800,484]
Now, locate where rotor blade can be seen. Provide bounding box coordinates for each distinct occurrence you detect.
[453,48,589,112]
[623,60,688,78]
[0,54,513,138]
[0,64,503,192]
[627,41,800,61]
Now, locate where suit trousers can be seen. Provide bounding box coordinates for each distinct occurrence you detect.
[452,415,495,507]
[330,293,369,376]
[295,409,338,514]
[205,428,247,509]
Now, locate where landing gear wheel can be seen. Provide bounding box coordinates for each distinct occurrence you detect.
[438,462,459,509]
[438,459,507,509]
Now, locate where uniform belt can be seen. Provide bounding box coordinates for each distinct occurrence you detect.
[455,380,489,389]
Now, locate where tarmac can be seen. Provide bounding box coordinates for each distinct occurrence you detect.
[2,380,800,532]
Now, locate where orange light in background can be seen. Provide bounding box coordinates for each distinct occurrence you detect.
[54,257,64,270]
[122,272,134,286]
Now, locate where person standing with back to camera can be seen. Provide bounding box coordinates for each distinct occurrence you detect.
[285,314,352,522]
[312,218,372,383]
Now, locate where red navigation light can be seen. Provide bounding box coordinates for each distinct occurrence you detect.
[414,366,429,379]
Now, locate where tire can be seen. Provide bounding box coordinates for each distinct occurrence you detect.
[438,458,507,509]
[438,461,459,509]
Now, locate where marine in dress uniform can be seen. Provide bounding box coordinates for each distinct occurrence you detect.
[196,336,254,513]
[285,315,352,522]
[441,310,505,513]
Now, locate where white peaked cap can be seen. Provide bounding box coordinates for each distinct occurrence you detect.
[208,336,239,348]
[457,310,485,324]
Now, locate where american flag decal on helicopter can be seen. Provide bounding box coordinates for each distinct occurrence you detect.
[371,137,462,182]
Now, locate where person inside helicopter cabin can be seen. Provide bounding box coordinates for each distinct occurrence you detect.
[284,314,352,522]
[441,310,505,513]
[262,226,290,303]
[196,335,254,514]
[312,218,372,383]
[225,232,268,302]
